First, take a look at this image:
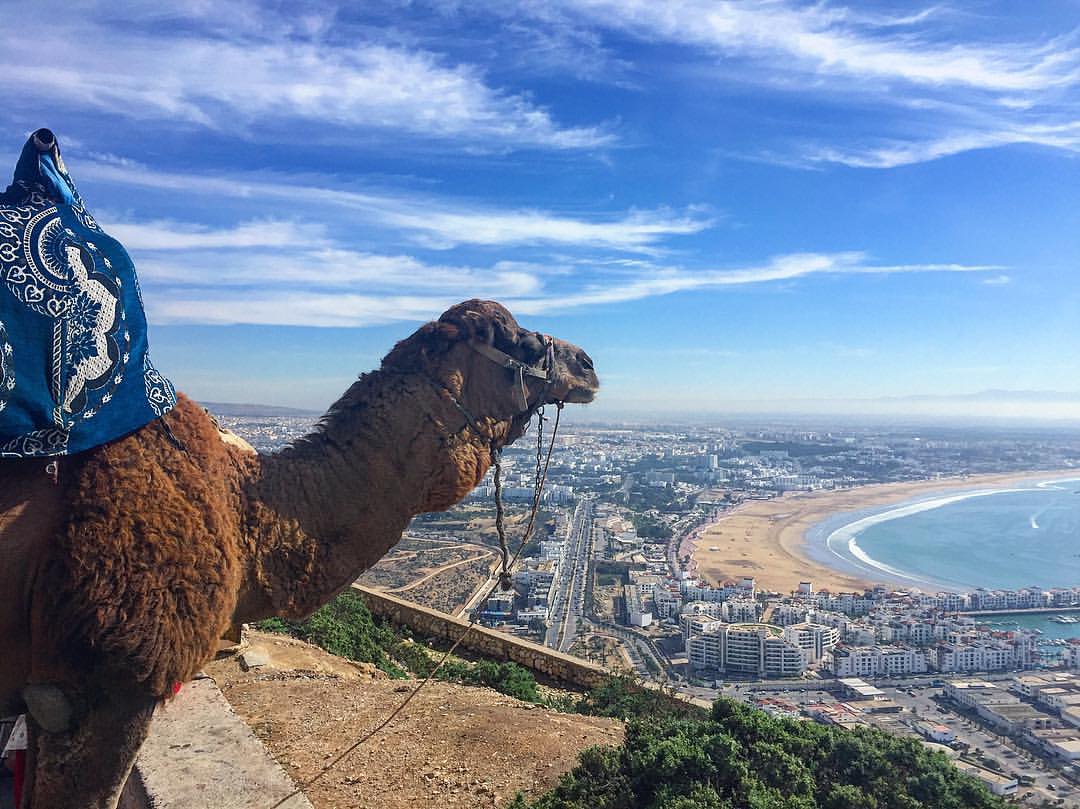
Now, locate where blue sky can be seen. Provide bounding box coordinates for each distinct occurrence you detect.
[2,0,1078,419]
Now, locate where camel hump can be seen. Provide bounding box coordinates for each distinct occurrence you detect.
[217,427,256,455]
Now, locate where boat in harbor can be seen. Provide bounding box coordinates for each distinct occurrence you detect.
[1050,614,1080,624]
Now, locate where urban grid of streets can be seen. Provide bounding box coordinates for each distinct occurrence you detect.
[530,501,1079,807]
[219,412,1080,807]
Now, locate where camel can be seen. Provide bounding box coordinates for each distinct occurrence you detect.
[0,299,599,809]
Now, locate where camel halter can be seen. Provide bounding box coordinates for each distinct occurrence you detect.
[469,333,557,411]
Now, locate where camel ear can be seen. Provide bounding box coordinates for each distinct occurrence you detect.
[421,322,462,356]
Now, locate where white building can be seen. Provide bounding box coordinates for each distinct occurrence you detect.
[629,571,664,597]
[1067,641,1080,671]
[653,589,682,619]
[539,540,565,561]
[681,614,725,641]
[783,623,840,664]
[688,631,725,671]
[827,645,928,678]
[683,600,726,619]
[944,681,1018,710]
[915,721,956,744]
[688,623,805,678]
[935,642,1018,673]
[771,604,811,626]
[956,764,1017,798]
[624,584,653,627]
[679,581,727,603]
[726,599,760,623]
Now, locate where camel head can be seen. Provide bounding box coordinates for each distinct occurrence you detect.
[382,299,599,445]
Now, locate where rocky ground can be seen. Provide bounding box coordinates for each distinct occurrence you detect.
[206,632,624,809]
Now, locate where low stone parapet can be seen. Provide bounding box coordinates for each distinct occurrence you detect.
[353,584,611,688]
[353,584,712,715]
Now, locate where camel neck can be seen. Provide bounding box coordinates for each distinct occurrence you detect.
[238,368,496,621]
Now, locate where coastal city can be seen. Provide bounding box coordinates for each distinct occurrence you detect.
[218,408,1080,806]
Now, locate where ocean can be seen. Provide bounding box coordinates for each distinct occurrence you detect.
[805,476,1080,642]
[808,477,1080,592]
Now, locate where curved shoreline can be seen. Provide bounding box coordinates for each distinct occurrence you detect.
[691,470,1079,594]
[811,475,1080,592]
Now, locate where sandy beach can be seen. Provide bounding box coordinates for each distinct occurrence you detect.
[691,470,1078,595]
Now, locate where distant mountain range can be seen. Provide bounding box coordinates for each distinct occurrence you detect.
[199,401,321,417]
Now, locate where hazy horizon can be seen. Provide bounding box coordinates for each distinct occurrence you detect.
[203,388,1080,429]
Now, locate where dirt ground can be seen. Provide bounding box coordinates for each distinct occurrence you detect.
[206,633,623,809]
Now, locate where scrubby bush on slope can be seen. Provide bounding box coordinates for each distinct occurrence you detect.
[514,698,1005,809]
[255,591,540,700]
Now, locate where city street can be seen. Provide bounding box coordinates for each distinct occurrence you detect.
[544,497,594,651]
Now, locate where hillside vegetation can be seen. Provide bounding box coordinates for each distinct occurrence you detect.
[513,698,1005,809]
[259,593,1004,809]
[255,590,540,701]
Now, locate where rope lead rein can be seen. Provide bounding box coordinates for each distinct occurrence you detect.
[491,446,512,590]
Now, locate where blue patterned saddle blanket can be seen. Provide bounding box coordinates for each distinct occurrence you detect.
[0,129,175,457]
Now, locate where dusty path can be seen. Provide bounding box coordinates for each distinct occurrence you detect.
[385,552,495,593]
[401,535,493,552]
[207,633,622,809]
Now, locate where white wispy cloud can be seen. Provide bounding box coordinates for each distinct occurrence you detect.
[136,249,542,296]
[509,252,999,312]
[106,218,331,250]
[380,207,711,251]
[0,14,610,150]
[149,293,454,328]
[807,121,1080,168]
[549,0,1079,93]
[504,0,1080,167]
[124,223,998,325]
[84,161,711,252]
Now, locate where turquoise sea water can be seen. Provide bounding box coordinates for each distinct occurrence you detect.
[805,477,1080,643]
[806,478,1080,594]
[979,613,1080,642]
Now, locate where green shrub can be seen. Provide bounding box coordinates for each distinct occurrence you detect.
[254,592,405,677]
[517,698,1007,809]
[573,674,703,721]
[254,593,543,700]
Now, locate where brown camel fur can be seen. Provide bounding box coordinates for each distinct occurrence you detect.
[0,299,599,809]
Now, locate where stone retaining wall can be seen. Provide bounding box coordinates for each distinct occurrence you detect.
[353,584,612,689]
[353,585,712,715]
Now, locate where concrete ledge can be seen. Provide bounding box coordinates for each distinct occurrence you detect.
[353,585,711,713]
[354,584,612,689]
[127,677,313,809]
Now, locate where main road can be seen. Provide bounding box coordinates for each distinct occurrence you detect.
[545,496,595,651]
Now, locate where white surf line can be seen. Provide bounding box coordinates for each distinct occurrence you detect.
[1035,476,1080,490]
[824,486,1035,589]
